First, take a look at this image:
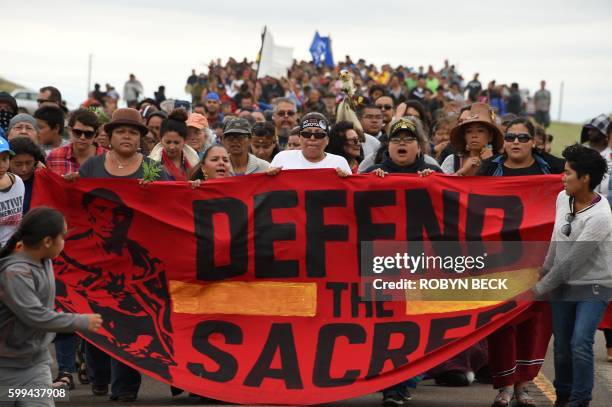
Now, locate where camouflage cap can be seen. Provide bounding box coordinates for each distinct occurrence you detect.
[223,117,252,135]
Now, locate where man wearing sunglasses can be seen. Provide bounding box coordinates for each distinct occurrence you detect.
[47,108,105,176]
[272,98,299,148]
[268,112,351,177]
[374,95,395,135]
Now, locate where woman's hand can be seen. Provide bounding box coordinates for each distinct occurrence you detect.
[418,169,435,177]
[336,168,351,178]
[266,167,282,176]
[63,173,80,182]
[189,180,202,189]
[394,102,407,119]
[371,168,387,178]
[480,147,493,160]
[433,141,450,154]
[456,156,481,176]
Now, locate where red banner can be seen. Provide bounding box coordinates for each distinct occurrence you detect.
[32,169,562,405]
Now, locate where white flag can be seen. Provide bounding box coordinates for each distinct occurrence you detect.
[257,29,293,79]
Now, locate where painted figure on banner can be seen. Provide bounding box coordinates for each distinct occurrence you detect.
[54,188,175,380]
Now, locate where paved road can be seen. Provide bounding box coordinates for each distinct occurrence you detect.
[58,333,611,407]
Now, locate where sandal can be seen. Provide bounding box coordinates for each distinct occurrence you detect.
[75,337,90,384]
[492,388,514,407]
[515,388,536,407]
[52,372,75,390]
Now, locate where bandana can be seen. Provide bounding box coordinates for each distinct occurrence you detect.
[301,117,328,132]
[0,110,14,133]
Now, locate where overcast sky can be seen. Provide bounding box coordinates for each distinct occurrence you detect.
[1,0,611,122]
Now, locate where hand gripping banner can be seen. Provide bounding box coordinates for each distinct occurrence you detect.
[32,169,563,405]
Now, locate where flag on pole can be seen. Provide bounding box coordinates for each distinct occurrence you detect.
[309,31,334,67]
[256,27,294,79]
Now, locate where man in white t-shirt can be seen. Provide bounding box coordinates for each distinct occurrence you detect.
[269,112,351,176]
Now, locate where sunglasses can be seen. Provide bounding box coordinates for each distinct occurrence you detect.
[276,110,296,117]
[504,133,532,143]
[561,213,575,237]
[376,104,394,111]
[300,131,327,139]
[37,98,54,105]
[72,128,96,139]
[345,138,361,146]
[389,135,417,144]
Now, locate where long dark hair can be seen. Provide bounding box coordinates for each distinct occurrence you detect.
[160,109,188,139]
[326,121,364,164]
[0,207,65,258]
[189,144,230,180]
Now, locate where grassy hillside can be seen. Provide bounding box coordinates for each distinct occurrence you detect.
[0,77,22,93]
[548,121,583,156]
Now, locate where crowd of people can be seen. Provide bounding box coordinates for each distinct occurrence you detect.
[0,55,611,407]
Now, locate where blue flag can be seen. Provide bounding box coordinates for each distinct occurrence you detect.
[309,31,334,67]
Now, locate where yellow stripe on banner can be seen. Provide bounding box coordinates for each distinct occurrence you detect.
[405,268,539,315]
[169,280,317,317]
[533,372,556,404]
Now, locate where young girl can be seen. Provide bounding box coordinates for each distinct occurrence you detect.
[0,207,102,405]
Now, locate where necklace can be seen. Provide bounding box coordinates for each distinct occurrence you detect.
[112,151,137,169]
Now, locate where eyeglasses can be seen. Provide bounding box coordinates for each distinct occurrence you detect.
[376,104,394,111]
[224,133,249,140]
[11,124,36,132]
[276,110,296,117]
[363,114,383,120]
[300,131,327,139]
[389,135,417,144]
[72,128,96,139]
[561,213,575,237]
[504,133,532,143]
[345,138,361,146]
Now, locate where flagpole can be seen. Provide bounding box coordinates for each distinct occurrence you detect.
[255,26,266,80]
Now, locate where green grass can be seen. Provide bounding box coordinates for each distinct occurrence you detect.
[548,121,583,156]
[0,77,22,93]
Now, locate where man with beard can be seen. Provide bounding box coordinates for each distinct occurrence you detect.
[54,189,176,401]
[272,98,299,148]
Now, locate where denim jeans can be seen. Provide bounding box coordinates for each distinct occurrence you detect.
[84,342,141,398]
[54,333,76,373]
[551,299,607,405]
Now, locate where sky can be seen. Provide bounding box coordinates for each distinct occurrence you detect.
[1,0,611,123]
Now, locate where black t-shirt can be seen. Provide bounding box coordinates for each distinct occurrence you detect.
[500,161,543,176]
[79,154,170,180]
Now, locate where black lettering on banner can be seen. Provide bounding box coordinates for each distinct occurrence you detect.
[374,289,394,318]
[466,194,523,268]
[194,198,248,281]
[305,190,349,277]
[366,321,420,378]
[425,315,471,353]
[187,320,242,382]
[313,323,366,387]
[354,190,396,277]
[405,189,461,264]
[244,323,303,389]
[253,191,298,278]
[476,301,518,328]
[326,282,349,318]
[351,282,373,318]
